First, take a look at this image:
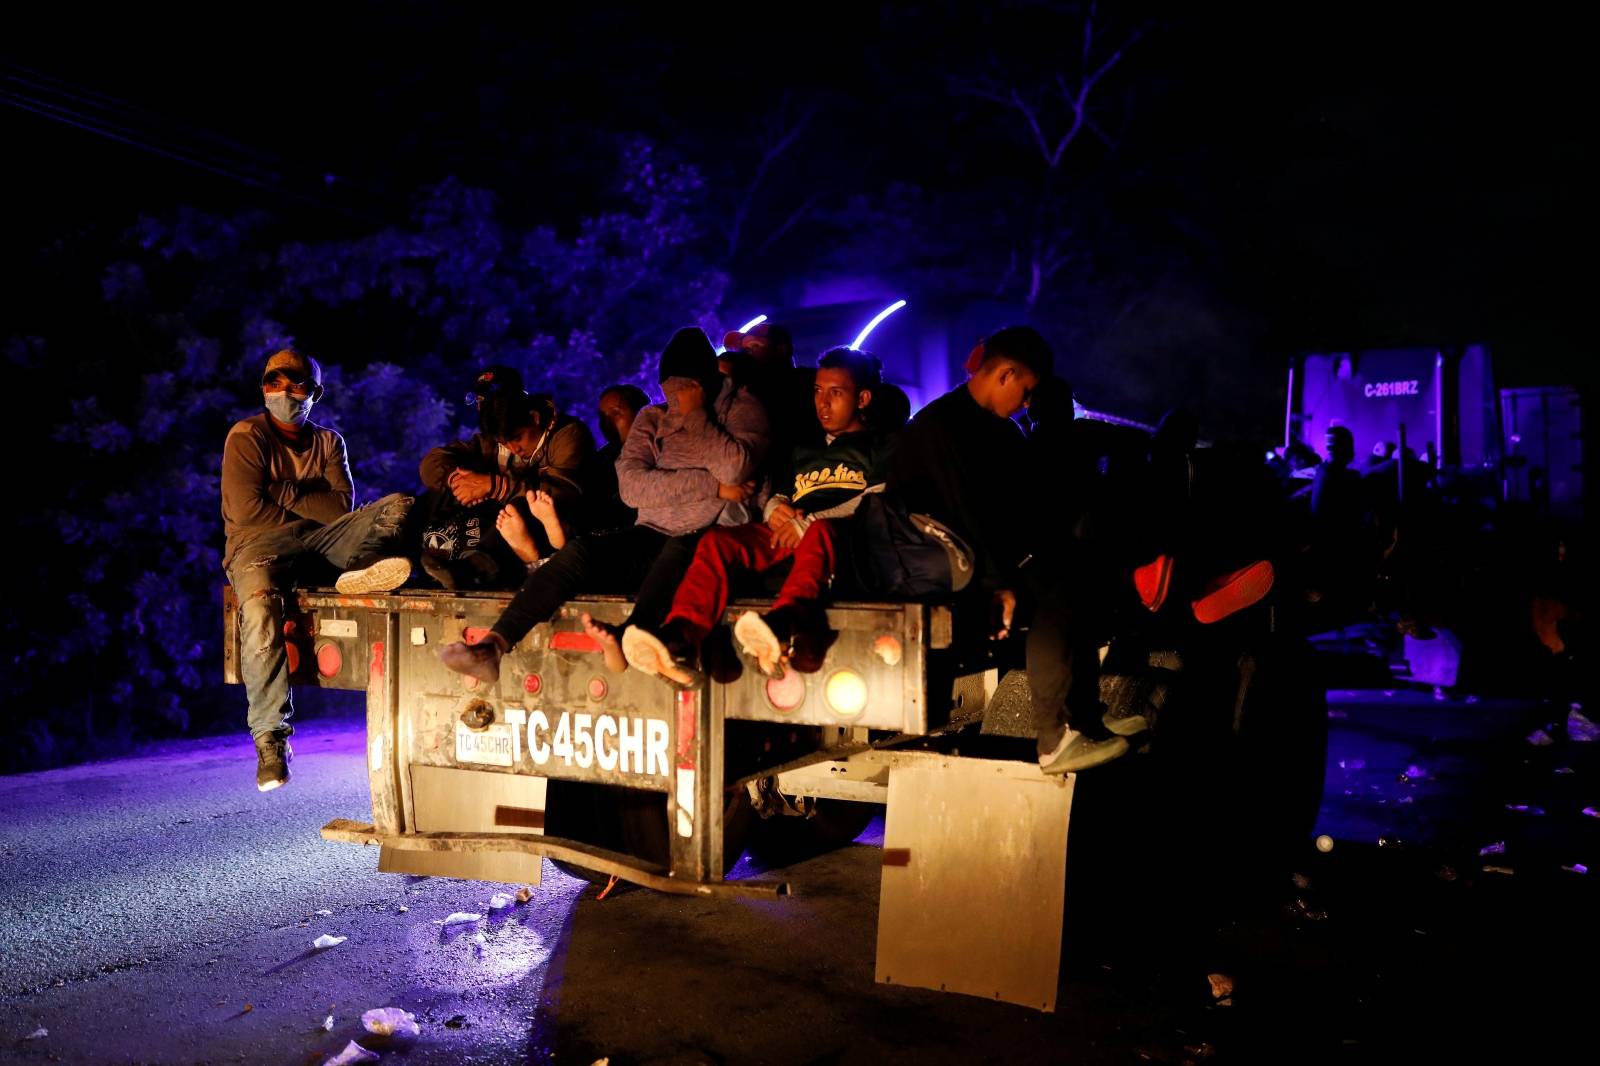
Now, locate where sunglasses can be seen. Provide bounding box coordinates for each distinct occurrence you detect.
[263,370,315,390]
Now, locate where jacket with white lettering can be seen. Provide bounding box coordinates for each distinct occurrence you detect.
[764,429,896,531]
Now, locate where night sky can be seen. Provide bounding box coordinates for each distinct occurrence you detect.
[4,3,1588,424]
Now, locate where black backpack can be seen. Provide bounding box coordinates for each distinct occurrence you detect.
[847,493,975,598]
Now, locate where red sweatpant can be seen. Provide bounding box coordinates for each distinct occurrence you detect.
[666,519,840,639]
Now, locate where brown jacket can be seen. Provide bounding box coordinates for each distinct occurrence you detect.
[418,415,594,504]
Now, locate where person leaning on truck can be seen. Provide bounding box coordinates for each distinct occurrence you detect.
[222,348,414,792]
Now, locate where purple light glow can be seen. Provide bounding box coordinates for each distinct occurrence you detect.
[850,299,906,350]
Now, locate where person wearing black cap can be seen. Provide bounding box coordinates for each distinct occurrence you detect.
[222,347,414,792]
[437,327,770,683]
[721,321,818,494]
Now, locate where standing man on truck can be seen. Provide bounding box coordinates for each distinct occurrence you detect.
[223,348,414,792]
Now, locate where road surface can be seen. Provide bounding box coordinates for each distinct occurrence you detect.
[1,691,1594,1064]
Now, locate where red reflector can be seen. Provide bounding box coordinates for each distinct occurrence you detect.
[315,642,342,678]
[284,641,300,674]
[587,676,607,700]
[551,631,603,653]
[463,626,493,645]
[524,673,542,695]
[765,668,805,711]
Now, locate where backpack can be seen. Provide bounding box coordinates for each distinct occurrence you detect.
[847,493,975,597]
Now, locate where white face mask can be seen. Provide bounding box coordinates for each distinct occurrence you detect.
[265,390,314,425]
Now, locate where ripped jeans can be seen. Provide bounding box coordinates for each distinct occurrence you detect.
[226,493,412,737]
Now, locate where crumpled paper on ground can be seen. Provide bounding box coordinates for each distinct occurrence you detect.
[487,892,514,911]
[324,1040,380,1065]
[438,912,481,926]
[313,934,348,949]
[362,1007,420,1038]
[1569,706,1599,742]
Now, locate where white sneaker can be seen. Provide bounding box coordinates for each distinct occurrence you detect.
[1038,729,1129,775]
[732,611,786,678]
[620,626,699,688]
[335,556,411,595]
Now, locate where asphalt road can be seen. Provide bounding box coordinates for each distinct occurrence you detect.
[1,690,1595,1065]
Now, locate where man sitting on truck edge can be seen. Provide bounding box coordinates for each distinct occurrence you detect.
[436,326,770,684]
[412,366,595,589]
[621,346,895,683]
[223,348,414,792]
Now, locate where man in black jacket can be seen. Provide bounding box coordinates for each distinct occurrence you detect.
[889,326,1126,773]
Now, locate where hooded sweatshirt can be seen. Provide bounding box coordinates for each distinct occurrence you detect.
[616,376,770,535]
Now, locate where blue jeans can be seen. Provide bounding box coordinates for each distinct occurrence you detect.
[226,493,412,737]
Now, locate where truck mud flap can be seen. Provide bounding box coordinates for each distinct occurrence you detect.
[875,755,1073,1011]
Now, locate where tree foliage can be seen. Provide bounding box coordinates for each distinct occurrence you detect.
[0,141,725,771]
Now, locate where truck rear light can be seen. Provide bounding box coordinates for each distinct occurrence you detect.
[524,673,542,695]
[872,633,902,666]
[283,620,301,673]
[824,669,868,717]
[315,642,342,678]
[587,676,608,701]
[551,631,603,653]
[464,626,493,645]
[765,668,805,711]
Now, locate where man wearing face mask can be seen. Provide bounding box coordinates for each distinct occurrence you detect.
[222,348,414,792]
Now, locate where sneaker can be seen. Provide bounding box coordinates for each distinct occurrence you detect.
[778,603,837,674]
[254,728,293,792]
[419,554,456,590]
[439,633,506,684]
[1191,560,1275,624]
[733,610,789,678]
[335,556,412,595]
[1038,729,1129,775]
[1099,676,1150,736]
[620,624,701,688]
[1133,554,1174,612]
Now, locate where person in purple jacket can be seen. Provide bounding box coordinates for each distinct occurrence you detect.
[438,327,769,683]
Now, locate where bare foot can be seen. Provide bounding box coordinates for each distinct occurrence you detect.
[528,489,566,551]
[581,612,628,673]
[496,504,540,565]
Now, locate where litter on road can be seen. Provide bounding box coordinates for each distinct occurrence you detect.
[362,1007,420,1038]
[324,1040,380,1065]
